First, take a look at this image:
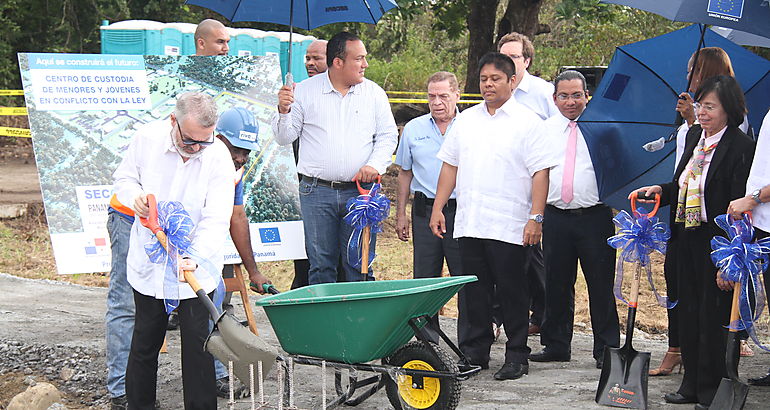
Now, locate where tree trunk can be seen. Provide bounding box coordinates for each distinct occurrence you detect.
[497,0,547,42]
[464,0,500,93]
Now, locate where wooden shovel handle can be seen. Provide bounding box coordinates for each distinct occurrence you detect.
[360,226,371,276]
[728,284,741,333]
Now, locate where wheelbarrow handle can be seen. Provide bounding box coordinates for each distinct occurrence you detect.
[354,175,381,195]
[630,191,660,217]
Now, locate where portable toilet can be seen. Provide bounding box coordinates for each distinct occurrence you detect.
[230,28,264,57]
[275,32,313,82]
[262,32,281,59]
[100,20,165,55]
[165,23,197,55]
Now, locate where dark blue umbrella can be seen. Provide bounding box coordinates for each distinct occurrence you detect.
[712,26,770,47]
[601,0,770,38]
[579,24,770,213]
[186,0,398,81]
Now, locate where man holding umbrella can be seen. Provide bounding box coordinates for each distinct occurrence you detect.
[273,31,398,284]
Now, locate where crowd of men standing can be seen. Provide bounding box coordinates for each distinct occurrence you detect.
[103,18,770,410]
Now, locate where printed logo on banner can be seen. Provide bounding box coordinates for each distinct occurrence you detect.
[708,0,744,20]
[84,237,109,256]
[259,227,281,244]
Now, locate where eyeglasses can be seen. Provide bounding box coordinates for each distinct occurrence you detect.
[176,121,214,146]
[693,102,718,113]
[556,92,586,101]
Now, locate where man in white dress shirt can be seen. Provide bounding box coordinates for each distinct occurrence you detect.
[114,92,234,410]
[727,108,770,386]
[430,52,557,381]
[496,32,558,337]
[528,70,620,370]
[273,31,398,284]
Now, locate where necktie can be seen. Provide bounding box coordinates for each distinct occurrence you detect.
[561,121,578,204]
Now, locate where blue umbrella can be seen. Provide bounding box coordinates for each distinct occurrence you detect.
[601,0,770,39]
[579,24,770,213]
[186,0,399,82]
[712,26,770,47]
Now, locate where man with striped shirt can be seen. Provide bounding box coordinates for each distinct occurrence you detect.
[273,31,398,284]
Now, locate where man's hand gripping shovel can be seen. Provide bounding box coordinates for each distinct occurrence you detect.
[139,194,278,389]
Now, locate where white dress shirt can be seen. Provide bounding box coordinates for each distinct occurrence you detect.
[437,98,558,245]
[272,71,398,181]
[746,110,770,232]
[113,120,235,300]
[514,71,559,120]
[544,114,601,209]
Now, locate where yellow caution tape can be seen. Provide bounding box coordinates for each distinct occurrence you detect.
[388,98,482,104]
[0,127,31,138]
[387,90,482,97]
[0,107,28,115]
[0,90,24,96]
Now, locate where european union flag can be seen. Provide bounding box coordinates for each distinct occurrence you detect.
[708,0,744,19]
[259,227,281,244]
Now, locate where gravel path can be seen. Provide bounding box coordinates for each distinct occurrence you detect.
[2,272,769,409]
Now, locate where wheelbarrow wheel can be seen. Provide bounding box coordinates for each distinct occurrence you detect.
[384,341,460,410]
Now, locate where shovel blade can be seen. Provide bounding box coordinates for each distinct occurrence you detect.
[711,377,748,410]
[205,313,279,389]
[596,346,650,409]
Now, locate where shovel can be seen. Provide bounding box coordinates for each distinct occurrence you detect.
[139,194,279,388]
[596,192,658,409]
[354,177,379,280]
[710,287,748,409]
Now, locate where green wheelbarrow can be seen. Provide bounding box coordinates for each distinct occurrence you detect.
[255,276,481,409]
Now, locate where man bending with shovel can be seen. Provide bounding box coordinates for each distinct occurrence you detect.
[113,92,235,409]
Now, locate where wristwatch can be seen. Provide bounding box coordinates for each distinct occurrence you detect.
[528,214,544,223]
[752,188,763,204]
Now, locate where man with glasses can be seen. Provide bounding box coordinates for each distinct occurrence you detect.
[493,32,558,340]
[394,71,465,344]
[528,70,620,369]
[114,92,234,409]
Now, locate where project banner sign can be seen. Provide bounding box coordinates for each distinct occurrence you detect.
[19,53,305,274]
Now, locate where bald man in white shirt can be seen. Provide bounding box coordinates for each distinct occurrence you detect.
[528,70,619,370]
[273,31,398,284]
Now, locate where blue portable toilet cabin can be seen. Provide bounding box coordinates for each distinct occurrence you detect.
[101,20,166,55]
[229,28,264,57]
[271,32,312,83]
[165,23,197,56]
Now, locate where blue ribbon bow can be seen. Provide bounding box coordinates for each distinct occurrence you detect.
[711,213,770,350]
[144,200,224,314]
[343,183,390,270]
[607,207,675,308]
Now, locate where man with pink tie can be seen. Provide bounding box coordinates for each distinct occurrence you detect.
[528,70,620,370]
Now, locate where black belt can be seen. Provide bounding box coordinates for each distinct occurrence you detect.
[546,204,607,215]
[425,198,457,207]
[301,175,357,190]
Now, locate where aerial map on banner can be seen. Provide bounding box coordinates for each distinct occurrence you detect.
[18,53,305,274]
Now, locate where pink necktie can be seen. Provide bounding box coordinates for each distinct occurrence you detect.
[561,121,578,204]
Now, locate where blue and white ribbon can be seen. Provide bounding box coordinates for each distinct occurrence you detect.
[711,213,770,350]
[144,201,224,314]
[607,207,675,308]
[343,183,390,270]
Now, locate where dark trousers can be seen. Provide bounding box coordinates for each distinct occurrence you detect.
[540,205,620,359]
[126,290,216,410]
[291,257,346,289]
[675,223,733,406]
[458,237,530,365]
[492,245,545,327]
[411,199,465,344]
[663,239,680,348]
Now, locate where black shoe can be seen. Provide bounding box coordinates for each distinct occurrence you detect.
[166,312,179,331]
[493,363,529,380]
[595,357,604,369]
[110,395,127,410]
[215,376,249,399]
[694,404,709,410]
[748,372,770,386]
[529,349,570,362]
[664,392,697,404]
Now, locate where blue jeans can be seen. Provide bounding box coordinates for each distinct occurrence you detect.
[299,179,375,284]
[105,210,135,398]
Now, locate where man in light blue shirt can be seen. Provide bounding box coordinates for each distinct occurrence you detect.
[395,71,465,345]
